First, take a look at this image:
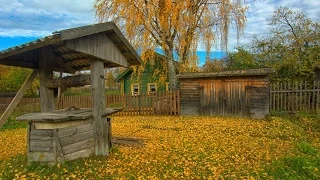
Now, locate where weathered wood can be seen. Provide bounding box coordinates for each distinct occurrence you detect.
[30,140,55,152]
[45,74,90,89]
[0,69,38,128]
[58,122,93,138]
[90,59,109,156]
[54,129,65,162]
[112,136,144,147]
[30,129,54,138]
[39,46,55,112]
[60,130,94,147]
[62,138,94,155]
[66,33,129,67]
[64,147,94,161]
[34,120,90,129]
[27,122,31,162]
[29,152,56,163]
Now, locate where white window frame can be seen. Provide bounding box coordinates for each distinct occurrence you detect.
[131,83,140,96]
[147,83,157,95]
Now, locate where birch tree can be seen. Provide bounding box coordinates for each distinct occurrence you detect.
[95,0,247,89]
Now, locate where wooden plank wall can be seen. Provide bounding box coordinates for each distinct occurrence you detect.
[179,82,201,116]
[270,81,320,114]
[28,122,94,163]
[0,91,180,116]
[57,122,94,161]
[179,76,269,118]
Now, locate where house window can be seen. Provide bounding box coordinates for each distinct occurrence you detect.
[166,82,170,92]
[147,83,157,95]
[131,83,140,96]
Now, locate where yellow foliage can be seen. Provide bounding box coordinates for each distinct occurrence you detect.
[0,116,310,179]
[0,128,26,160]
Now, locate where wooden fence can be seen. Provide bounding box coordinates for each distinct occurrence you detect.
[270,81,320,114]
[0,90,180,116]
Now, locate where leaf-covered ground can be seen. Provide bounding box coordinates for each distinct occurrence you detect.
[0,116,319,179]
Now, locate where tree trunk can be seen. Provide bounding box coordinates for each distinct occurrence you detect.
[165,50,179,90]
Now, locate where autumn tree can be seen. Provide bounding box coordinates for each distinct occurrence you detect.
[201,58,225,72]
[224,47,260,70]
[94,0,247,90]
[251,7,320,81]
[105,70,116,89]
[0,65,39,97]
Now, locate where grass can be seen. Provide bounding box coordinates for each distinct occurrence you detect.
[0,111,27,131]
[0,115,319,179]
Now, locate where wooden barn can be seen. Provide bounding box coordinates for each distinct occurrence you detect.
[0,22,141,164]
[177,69,273,119]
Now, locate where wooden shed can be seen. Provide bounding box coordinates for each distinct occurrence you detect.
[177,69,273,119]
[0,22,141,163]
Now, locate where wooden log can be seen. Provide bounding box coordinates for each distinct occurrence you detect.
[64,147,94,161]
[45,74,90,89]
[58,122,93,138]
[90,59,109,156]
[39,46,55,112]
[62,138,94,154]
[0,69,38,128]
[59,130,94,147]
[30,140,55,152]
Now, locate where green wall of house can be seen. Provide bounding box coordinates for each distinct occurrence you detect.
[122,58,168,95]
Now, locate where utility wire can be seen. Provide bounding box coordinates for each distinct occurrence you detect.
[0,5,37,32]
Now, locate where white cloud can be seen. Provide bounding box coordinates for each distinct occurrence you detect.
[0,0,318,51]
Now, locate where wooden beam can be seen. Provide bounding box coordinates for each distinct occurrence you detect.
[90,59,109,156]
[39,46,55,112]
[0,37,61,60]
[0,69,39,129]
[0,59,38,69]
[45,74,90,89]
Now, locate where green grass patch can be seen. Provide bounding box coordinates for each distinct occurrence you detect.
[261,141,320,179]
[0,111,27,131]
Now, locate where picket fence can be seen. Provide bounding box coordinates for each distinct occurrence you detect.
[269,81,320,113]
[0,90,180,116]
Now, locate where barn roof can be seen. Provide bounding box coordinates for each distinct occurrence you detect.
[177,68,274,79]
[0,22,142,73]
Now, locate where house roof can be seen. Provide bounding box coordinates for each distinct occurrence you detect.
[177,68,274,79]
[115,51,168,82]
[0,22,142,73]
[115,68,133,82]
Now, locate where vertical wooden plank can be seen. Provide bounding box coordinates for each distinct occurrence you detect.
[39,46,55,112]
[90,59,108,156]
[312,81,316,112]
[271,83,275,112]
[27,122,31,163]
[316,81,320,113]
[279,82,282,112]
[299,81,302,112]
[308,82,311,113]
[177,89,180,115]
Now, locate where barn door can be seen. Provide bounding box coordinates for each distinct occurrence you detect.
[180,83,201,116]
[200,80,250,117]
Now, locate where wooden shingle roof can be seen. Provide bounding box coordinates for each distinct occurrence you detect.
[177,68,274,79]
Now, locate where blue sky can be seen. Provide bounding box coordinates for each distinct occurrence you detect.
[0,0,319,66]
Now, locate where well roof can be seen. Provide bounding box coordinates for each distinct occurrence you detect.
[0,22,142,73]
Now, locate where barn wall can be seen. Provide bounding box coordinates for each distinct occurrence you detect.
[179,75,269,118]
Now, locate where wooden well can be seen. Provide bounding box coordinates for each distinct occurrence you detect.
[0,22,142,163]
[17,108,120,163]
